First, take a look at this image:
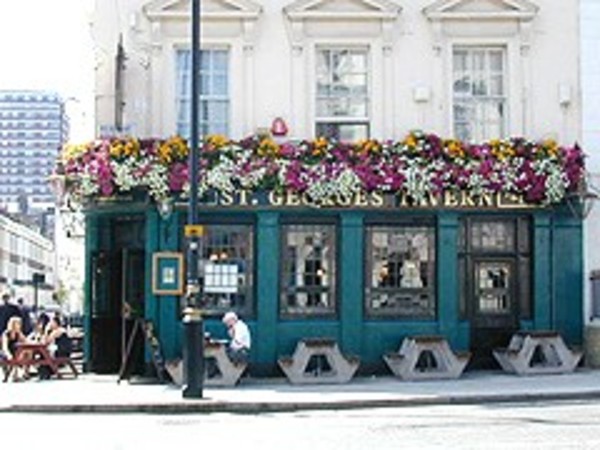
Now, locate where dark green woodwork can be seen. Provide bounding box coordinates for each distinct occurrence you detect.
[82,202,584,375]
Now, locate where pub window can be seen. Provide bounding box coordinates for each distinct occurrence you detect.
[365,225,436,318]
[280,224,337,317]
[458,217,531,319]
[198,224,254,317]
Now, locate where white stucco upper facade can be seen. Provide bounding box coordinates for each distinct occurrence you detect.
[92,0,581,144]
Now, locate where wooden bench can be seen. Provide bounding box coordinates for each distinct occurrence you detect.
[493,330,582,375]
[383,335,470,381]
[278,338,360,384]
[164,340,248,387]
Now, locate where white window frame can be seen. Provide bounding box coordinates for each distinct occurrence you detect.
[312,44,372,141]
[451,45,509,142]
[174,47,231,138]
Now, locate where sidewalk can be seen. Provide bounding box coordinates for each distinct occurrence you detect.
[2,369,600,414]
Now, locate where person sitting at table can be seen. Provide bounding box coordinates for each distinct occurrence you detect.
[28,313,50,343]
[222,311,251,365]
[0,316,28,381]
[38,315,72,380]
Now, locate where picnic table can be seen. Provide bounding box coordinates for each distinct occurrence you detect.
[493,330,582,375]
[1,342,78,382]
[383,335,470,381]
[278,338,360,384]
[164,338,248,387]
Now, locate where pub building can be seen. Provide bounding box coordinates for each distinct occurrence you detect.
[60,134,585,376]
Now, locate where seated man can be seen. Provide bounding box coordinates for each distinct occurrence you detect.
[222,311,251,365]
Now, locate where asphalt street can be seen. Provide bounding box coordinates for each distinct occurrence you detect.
[3,399,600,449]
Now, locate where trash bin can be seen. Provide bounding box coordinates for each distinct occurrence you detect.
[584,271,600,367]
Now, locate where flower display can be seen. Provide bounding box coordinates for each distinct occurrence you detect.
[57,131,586,208]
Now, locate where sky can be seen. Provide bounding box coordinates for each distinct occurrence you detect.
[0,0,95,141]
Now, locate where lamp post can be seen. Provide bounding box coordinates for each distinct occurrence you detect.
[182,0,204,399]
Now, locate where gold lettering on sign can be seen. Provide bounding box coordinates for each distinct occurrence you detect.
[460,191,476,207]
[220,191,234,206]
[444,191,460,207]
[354,191,369,207]
[336,193,352,206]
[269,191,284,206]
[286,191,301,206]
[238,190,250,206]
[370,192,384,207]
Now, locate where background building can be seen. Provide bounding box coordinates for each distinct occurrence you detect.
[0,89,69,238]
[0,210,56,309]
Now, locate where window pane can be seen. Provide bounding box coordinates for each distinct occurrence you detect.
[315,48,369,135]
[280,224,336,317]
[315,123,368,142]
[176,49,230,138]
[365,225,436,318]
[198,225,254,316]
[452,47,507,141]
[470,220,515,252]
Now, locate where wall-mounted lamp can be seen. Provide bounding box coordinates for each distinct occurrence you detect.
[558,83,571,108]
[271,117,289,137]
[565,172,599,220]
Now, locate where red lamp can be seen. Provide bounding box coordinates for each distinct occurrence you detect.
[271,117,289,137]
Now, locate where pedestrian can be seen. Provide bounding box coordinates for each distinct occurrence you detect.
[221,311,251,365]
[0,293,21,335]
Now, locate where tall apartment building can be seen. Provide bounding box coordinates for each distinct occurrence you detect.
[0,90,69,237]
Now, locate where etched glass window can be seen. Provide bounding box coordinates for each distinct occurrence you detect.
[281,224,336,316]
[315,48,369,141]
[453,47,506,142]
[198,225,253,316]
[176,49,229,138]
[365,226,436,318]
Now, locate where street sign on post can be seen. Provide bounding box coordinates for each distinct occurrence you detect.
[32,272,45,313]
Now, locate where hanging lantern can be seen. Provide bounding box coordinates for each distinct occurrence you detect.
[271,117,289,137]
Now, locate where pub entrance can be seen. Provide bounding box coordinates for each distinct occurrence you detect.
[90,216,146,374]
[460,217,532,369]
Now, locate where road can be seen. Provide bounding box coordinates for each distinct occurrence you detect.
[3,400,600,449]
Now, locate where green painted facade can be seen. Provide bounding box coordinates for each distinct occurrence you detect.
[82,201,583,376]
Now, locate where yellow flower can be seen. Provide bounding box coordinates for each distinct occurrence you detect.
[206,134,229,150]
[490,139,515,160]
[123,138,140,157]
[445,139,465,158]
[312,137,329,156]
[357,139,381,155]
[542,139,559,157]
[257,137,280,157]
[110,142,124,158]
[62,143,88,162]
[404,133,417,149]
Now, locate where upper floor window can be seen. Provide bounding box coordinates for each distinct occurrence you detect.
[316,48,369,141]
[453,47,507,142]
[176,49,229,138]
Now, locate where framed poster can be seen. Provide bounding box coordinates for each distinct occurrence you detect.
[152,252,184,295]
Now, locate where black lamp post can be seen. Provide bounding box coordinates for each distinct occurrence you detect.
[182,0,204,399]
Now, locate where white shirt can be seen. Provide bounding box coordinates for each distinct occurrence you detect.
[230,320,251,351]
